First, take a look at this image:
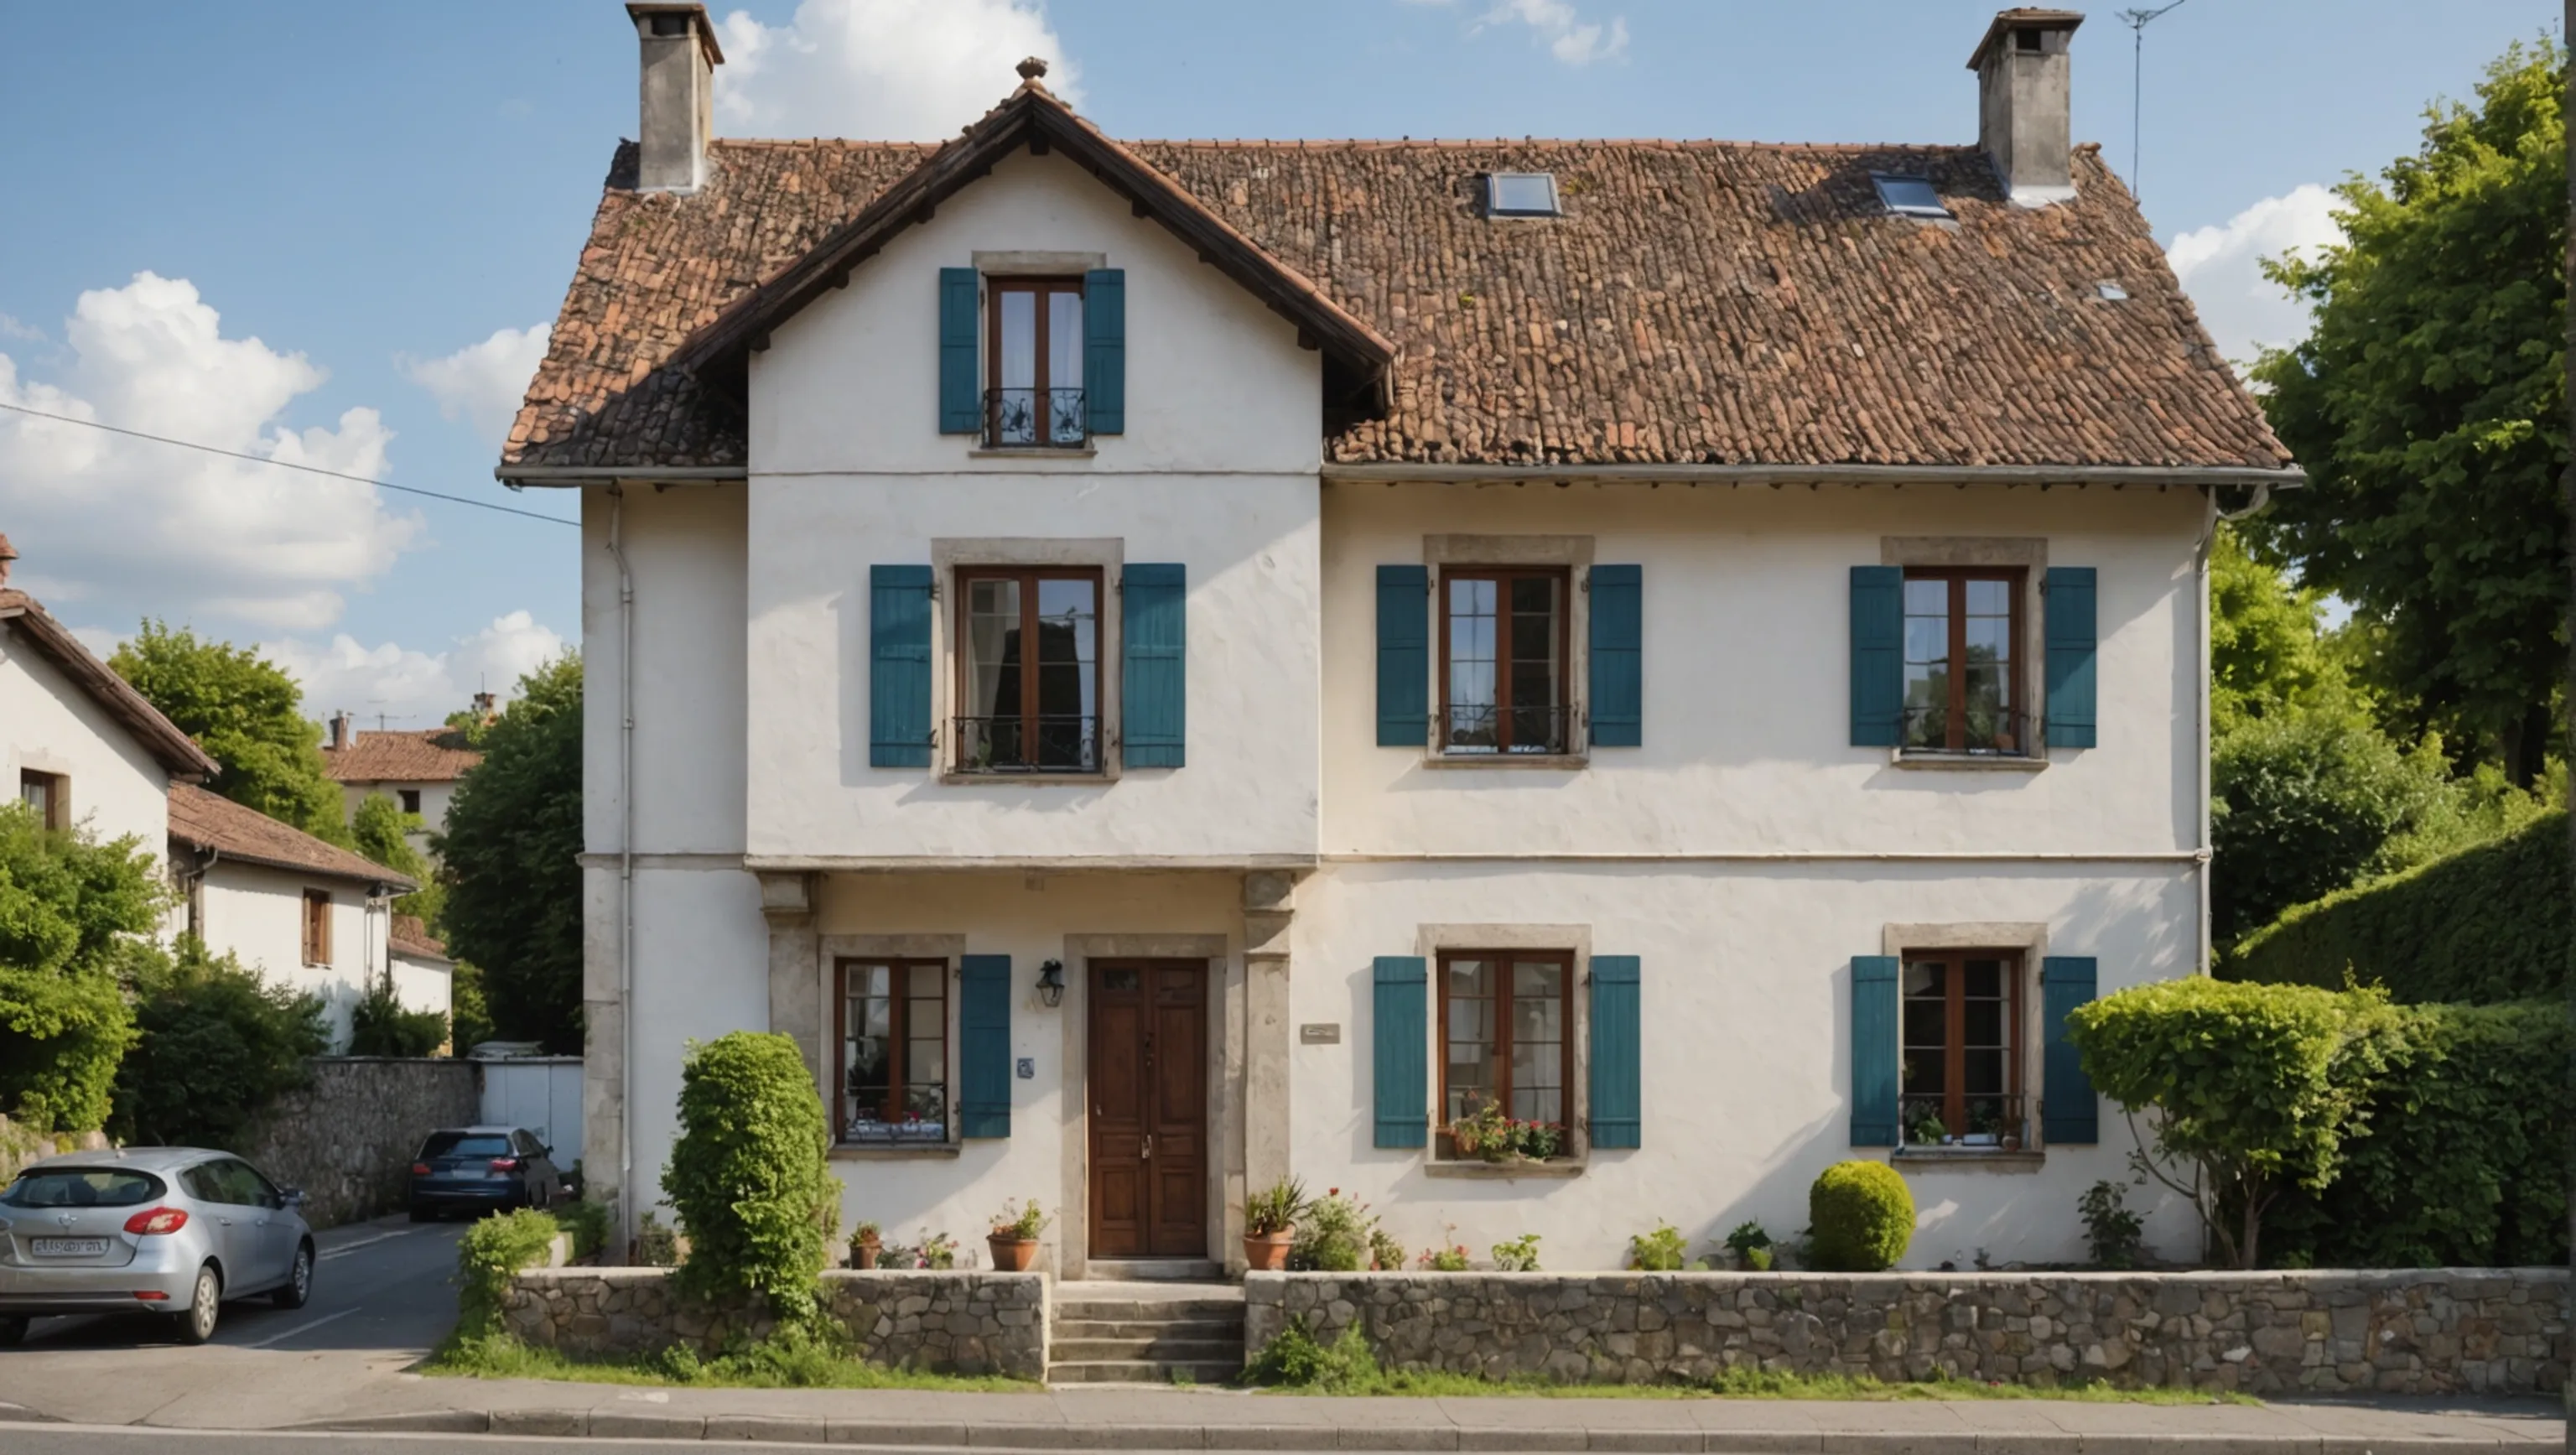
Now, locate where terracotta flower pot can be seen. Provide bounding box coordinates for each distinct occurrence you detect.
[1244,1229,1294,1272]
[988,1234,1039,1272]
[851,1240,880,1271]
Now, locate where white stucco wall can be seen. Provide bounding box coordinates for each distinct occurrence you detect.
[391,950,454,1032]
[194,863,395,1052]
[337,778,458,854]
[0,621,174,853]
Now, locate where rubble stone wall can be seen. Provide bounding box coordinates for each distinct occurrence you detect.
[502,1268,1047,1380]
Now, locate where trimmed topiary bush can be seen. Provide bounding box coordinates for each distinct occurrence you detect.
[661,1031,838,1323]
[1805,1160,1914,1271]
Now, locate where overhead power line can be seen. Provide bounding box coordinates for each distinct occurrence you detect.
[0,399,579,527]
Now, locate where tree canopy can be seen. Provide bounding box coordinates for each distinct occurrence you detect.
[109,621,351,846]
[2246,39,2568,786]
[0,803,164,1131]
[350,791,444,933]
[438,654,583,1053]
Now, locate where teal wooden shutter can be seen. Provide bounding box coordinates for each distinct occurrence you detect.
[1372,956,1428,1147]
[1376,565,1430,746]
[2044,567,2098,749]
[1121,564,1185,767]
[1849,566,1903,747]
[959,954,1011,1138]
[938,267,980,434]
[2041,957,2100,1145]
[870,565,934,768]
[1850,955,1899,1146]
[1587,565,1642,748]
[1083,268,1125,435]
[1587,955,1641,1148]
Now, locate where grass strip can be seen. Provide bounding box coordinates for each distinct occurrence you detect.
[423,1332,1037,1393]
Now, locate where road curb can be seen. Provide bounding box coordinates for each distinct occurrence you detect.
[278,1409,2538,1453]
[0,1401,59,1424]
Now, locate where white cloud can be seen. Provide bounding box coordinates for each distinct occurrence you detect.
[714,0,1080,141]
[262,611,569,726]
[2166,184,2343,369]
[399,324,551,447]
[1476,0,1629,65]
[0,272,418,631]
[0,314,42,344]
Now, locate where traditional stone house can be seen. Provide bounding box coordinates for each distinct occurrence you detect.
[502,5,2294,1274]
[320,712,484,860]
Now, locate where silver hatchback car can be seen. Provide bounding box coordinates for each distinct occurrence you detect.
[0,1147,314,1346]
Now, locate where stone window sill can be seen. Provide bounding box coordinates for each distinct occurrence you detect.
[1423,1159,1586,1180]
[939,772,1116,787]
[1890,751,2047,773]
[1423,754,1590,772]
[967,448,1097,461]
[831,1143,963,1161]
[1890,1148,2045,1172]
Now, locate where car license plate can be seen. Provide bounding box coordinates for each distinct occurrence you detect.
[31,1238,108,1256]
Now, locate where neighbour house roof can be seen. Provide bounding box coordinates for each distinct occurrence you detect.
[0,589,219,781]
[167,782,417,892]
[390,914,450,964]
[502,86,2288,476]
[321,729,482,785]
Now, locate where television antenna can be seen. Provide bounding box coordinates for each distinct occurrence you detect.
[2119,0,2193,205]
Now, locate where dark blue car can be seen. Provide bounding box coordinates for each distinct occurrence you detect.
[406,1126,564,1221]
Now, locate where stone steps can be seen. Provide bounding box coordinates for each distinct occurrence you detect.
[1046,1357,1240,1385]
[1052,1336,1244,1363]
[1049,1282,1244,1385]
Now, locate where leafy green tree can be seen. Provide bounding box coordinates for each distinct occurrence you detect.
[109,621,351,845]
[109,937,325,1149]
[2209,527,2350,735]
[350,791,445,933]
[2247,40,2570,787]
[438,655,583,1052]
[2211,714,2461,949]
[0,803,164,1131]
[2069,978,2404,1269]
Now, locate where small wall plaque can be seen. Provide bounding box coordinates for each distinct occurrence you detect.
[1015,1057,1036,1079]
[1299,1022,1342,1045]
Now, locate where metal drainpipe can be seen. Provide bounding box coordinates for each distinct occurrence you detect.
[2199,482,2275,974]
[605,485,637,1253]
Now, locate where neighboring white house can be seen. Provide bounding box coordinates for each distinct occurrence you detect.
[320,710,485,859]
[501,6,2297,1274]
[391,914,458,1051]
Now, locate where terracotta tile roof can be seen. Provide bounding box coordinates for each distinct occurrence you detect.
[390,914,449,963]
[0,589,219,780]
[503,113,2286,473]
[321,729,482,785]
[167,783,417,891]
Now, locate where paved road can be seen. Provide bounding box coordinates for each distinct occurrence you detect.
[10,1433,845,1455]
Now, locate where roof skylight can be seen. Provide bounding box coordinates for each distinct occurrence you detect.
[1872,174,1950,219]
[2095,280,2130,301]
[1487,173,1562,217]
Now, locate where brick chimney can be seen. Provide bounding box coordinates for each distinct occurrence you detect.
[329,711,353,751]
[626,3,724,195]
[0,533,16,589]
[1968,8,2083,205]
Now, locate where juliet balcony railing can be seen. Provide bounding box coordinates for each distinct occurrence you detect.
[842,1089,948,1146]
[1898,1091,2031,1151]
[953,715,1102,775]
[984,387,1087,449]
[1439,703,1579,757]
[1893,704,2038,758]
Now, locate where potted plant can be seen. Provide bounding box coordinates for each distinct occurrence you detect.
[987,1199,1049,1271]
[1453,1100,1514,1162]
[1243,1176,1306,1271]
[1513,1120,1563,1161]
[1723,1219,1774,1271]
[849,1220,882,1270]
[920,1230,958,1270]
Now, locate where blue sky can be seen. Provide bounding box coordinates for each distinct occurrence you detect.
[0,0,2554,726]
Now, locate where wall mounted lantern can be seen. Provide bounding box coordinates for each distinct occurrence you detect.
[1036,959,1066,1008]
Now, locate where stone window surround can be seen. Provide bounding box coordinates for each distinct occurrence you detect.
[1879,920,2050,1171]
[1053,933,1239,1281]
[1420,534,1597,770]
[1410,922,1595,1175]
[1877,537,2051,773]
[928,538,1124,785]
[815,933,969,1157]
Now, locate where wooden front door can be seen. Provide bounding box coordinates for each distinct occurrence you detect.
[1088,959,1208,1258]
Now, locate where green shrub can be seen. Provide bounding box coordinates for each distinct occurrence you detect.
[1242,1316,1379,1391]
[2209,713,2462,948]
[2227,810,2569,1002]
[0,803,165,1132]
[454,1207,563,1339]
[660,1031,836,1323]
[2078,1182,2144,1270]
[1490,1233,1541,1271]
[1288,1188,1373,1271]
[557,1198,611,1261]
[111,938,325,1148]
[1627,1221,1687,1271]
[1806,1161,1914,1271]
[347,981,448,1057]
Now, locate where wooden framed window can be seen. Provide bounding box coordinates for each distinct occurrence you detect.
[1900,569,2024,754]
[17,770,66,831]
[835,959,950,1144]
[1437,950,1572,1145]
[397,788,422,815]
[1439,568,1571,755]
[986,277,1086,447]
[1899,950,2024,1145]
[300,889,332,966]
[955,567,1102,773]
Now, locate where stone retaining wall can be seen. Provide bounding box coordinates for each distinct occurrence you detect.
[238,1057,480,1229]
[1245,1270,2571,1397]
[502,1269,1047,1380]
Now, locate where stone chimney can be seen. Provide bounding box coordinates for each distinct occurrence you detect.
[626,3,724,195]
[329,711,353,751]
[470,691,498,726]
[1968,8,2083,205]
[0,533,17,589]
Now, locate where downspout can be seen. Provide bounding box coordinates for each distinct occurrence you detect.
[605,485,637,1252]
[2199,483,2274,974]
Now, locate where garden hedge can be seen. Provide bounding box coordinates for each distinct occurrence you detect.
[2226,810,2568,1002]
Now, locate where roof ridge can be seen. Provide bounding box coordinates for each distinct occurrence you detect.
[703,135,1997,154]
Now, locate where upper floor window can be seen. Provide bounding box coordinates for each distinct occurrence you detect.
[18,770,65,832]
[987,278,1085,449]
[1899,950,2025,1147]
[1441,569,1570,756]
[957,567,1102,774]
[1901,569,2024,756]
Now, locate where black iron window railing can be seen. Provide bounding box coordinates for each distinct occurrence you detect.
[954,715,1101,774]
[842,1089,948,1146]
[1899,1092,2029,1149]
[1440,703,1578,756]
[1895,705,2037,757]
[985,387,1087,449]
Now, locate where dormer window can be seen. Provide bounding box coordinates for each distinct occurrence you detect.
[1872,174,1950,220]
[1486,173,1561,218]
[987,278,1086,448]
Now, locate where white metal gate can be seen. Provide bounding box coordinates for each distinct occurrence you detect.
[476,1056,584,1171]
